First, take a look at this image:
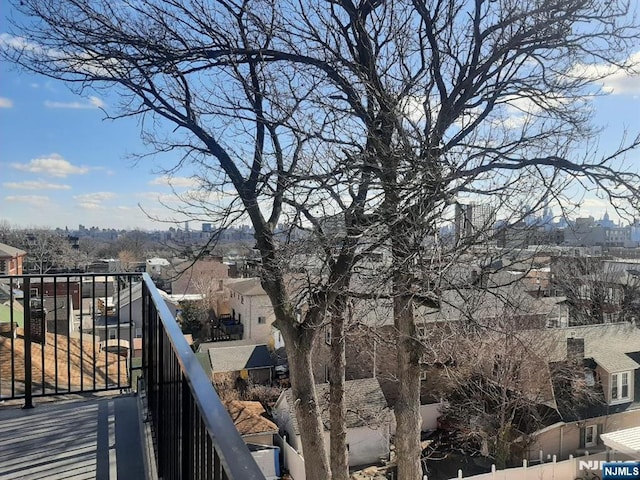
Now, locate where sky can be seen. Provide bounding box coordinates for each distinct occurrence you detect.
[0,3,639,231]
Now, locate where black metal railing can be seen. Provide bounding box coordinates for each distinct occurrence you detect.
[0,273,137,405]
[141,272,264,480]
[0,272,265,479]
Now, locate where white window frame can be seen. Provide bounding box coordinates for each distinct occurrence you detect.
[419,370,427,381]
[585,424,597,448]
[610,371,631,404]
[258,316,266,325]
[325,327,331,345]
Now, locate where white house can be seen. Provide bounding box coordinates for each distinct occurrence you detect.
[273,378,391,467]
[116,282,178,338]
[226,278,275,345]
[145,257,170,277]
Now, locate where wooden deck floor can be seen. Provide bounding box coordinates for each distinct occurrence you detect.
[0,394,148,480]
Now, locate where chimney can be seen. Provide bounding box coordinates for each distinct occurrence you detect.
[567,337,585,362]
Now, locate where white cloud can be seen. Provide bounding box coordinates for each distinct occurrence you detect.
[3,180,71,190]
[44,96,105,109]
[0,33,43,53]
[0,97,13,108]
[73,192,117,204]
[74,191,117,210]
[136,191,183,205]
[12,154,89,177]
[149,175,200,188]
[4,195,51,207]
[571,50,640,95]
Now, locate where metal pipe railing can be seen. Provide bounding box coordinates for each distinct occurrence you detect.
[141,273,265,480]
[0,272,264,479]
[0,273,136,402]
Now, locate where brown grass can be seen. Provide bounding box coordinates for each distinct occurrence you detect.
[0,328,128,396]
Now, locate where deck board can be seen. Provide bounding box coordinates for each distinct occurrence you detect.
[0,394,147,480]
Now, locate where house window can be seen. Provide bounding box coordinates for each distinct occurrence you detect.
[108,329,117,340]
[258,316,266,324]
[420,370,427,381]
[241,296,244,304]
[324,364,330,383]
[585,425,597,448]
[325,327,331,345]
[611,372,631,403]
[0,260,6,273]
[135,327,142,338]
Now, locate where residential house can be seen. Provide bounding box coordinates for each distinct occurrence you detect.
[116,282,179,339]
[0,303,23,338]
[224,399,278,445]
[168,257,229,296]
[527,323,640,461]
[85,314,134,344]
[223,400,281,480]
[226,278,275,345]
[0,242,26,275]
[28,277,81,309]
[208,344,274,384]
[145,257,170,277]
[273,378,392,467]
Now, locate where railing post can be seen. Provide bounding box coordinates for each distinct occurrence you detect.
[23,277,34,409]
[182,374,192,480]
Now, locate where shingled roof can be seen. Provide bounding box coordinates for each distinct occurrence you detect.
[280,378,391,435]
[224,400,278,436]
[0,243,26,258]
[209,344,274,373]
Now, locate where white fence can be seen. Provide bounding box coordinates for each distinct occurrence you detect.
[274,434,306,480]
[447,455,585,479]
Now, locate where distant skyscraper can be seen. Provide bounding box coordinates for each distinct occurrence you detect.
[455,203,495,244]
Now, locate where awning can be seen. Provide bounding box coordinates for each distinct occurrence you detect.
[601,426,640,455]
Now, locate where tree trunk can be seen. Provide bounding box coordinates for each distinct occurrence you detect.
[393,270,422,479]
[282,323,332,480]
[329,298,348,480]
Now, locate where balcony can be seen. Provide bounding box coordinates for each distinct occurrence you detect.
[0,273,265,479]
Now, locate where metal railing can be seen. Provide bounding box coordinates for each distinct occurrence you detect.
[0,273,265,479]
[143,273,265,479]
[0,273,136,404]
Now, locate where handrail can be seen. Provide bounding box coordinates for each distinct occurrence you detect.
[141,273,265,479]
[0,273,134,402]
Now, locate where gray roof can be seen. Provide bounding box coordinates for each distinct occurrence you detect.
[421,285,564,323]
[208,344,274,373]
[281,378,390,435]
[115,282,143,308]
[0,242,26,258]
[228,278,267,296]
[528,322,640,372]
[592,351,640,372]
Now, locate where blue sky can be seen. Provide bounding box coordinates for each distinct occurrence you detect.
[0,5,639,231]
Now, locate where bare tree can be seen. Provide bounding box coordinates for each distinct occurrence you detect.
[9,229,81,274]
[552,256,640,325]
[4,2,640,479]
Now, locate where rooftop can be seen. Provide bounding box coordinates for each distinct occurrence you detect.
[208,344,273,373]
[0,243,26,258]
[280,378,390,435]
